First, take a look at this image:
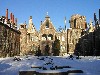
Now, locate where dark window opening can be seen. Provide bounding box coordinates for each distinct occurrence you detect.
[48,34,53,40]
[46,20,49,28]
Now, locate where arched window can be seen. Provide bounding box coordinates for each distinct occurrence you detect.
[42,34,47,40]
[48,34,53,40]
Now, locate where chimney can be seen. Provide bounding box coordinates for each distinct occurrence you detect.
[6,9,8,22]
[10,12,13,23]
[12,14,14,24]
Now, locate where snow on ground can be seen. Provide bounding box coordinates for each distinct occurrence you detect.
[0,56,100,75]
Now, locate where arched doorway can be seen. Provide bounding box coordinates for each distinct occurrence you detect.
[42,34,47,40]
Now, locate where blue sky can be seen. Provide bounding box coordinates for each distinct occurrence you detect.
[0,0,100,30]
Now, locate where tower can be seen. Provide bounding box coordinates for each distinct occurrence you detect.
[67,14,87,54]
[88,20,94,32]
[19,23,27,55]
[27,16,36,33]
[70,14,87,29]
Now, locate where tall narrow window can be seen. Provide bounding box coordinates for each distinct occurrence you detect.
[48,34,53,40]
[42,34,47,40]
[74,19,76,28]
[46,20,49,28]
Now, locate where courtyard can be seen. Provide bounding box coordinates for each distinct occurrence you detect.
[0,55,100,75]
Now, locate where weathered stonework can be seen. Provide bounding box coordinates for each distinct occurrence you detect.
[67,14,87,54]
[67,28,82,54]
[1,9,100,56]
[0,21,20,57]
[39,15,56,55]
[19,16,39,55]
[0,9,20,57]
[19,14,87,55]
[19,15,67,55]
[70,14,87,29]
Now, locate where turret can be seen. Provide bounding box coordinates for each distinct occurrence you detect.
[88,20,94,32]
[70,14,87,29]
[27,16,36,33]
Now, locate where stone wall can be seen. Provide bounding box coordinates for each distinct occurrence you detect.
[0,22,20,57]
[67,28,82,54]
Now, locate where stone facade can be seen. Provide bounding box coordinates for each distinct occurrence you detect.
[19,16,39,55]
[1,9,100,56]
[19,24,28,55]
[39,15,56,55]
[19,14,89,56]
[67,28,82,54]
[0,16,20,57]
[0,9,88,56]
[19,14,67,55]
[67,14,87,54]
[56,30,67,55]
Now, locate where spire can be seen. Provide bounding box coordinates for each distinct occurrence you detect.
[89,20,94,32]
[29,16,33,25]
[28,16,36,33]
[64,17,66,30]
[47,12,48,16]
[30,16,32,19]
[45,12,50,19]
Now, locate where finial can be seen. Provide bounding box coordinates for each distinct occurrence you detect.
[45,12,50,19]
[30,16,32,19]
[90,19,93,25]
[25,21,26,25]
[47,12,48,15]
[64,17,66,24]
[64,16,67,30]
